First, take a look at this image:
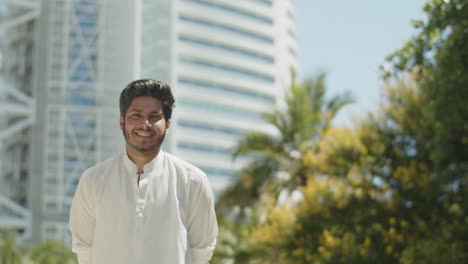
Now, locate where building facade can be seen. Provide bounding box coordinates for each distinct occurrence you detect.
[0,0,39,243]
[1,0,298,244]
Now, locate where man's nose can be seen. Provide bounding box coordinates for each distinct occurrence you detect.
[140,119,153,129]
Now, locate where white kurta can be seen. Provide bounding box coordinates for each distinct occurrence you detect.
[69,151,218,264]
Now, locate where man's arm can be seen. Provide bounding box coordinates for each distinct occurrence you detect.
[69,172,96,264]
[187,172,219,264]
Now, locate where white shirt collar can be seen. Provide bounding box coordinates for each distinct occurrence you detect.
[122,150,165,175]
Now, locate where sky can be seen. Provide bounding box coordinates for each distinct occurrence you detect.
[296,0,426,126]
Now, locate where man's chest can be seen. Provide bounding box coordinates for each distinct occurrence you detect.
[94,172,188,232]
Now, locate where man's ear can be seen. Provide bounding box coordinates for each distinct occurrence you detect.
[165,119,171,132]
[119,116,124,130]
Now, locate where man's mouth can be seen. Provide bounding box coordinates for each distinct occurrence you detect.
[134,131,154,138]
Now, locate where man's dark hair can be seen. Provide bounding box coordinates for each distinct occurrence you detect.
[119,79,175,120]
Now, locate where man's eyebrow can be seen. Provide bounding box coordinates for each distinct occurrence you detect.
[127,109,163,113]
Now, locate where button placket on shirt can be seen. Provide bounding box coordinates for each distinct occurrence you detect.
[136,173,148,232]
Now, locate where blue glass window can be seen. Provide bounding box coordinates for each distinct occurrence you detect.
[182,0,273,25]
[179,57,275,83]
[248,0,273,7]
[66,93,95,105]
[178,120,243,136]
[178,78,275,103]
[199,167,236,177]
[179,36,274,64]
[177,142,232,155]
[179,15,274,44]
[178,98,263,121]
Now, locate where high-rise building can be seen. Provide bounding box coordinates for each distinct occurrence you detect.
[1,0,298,244]
[0,0,39,243]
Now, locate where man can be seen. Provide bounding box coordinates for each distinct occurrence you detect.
[69,79,218,264]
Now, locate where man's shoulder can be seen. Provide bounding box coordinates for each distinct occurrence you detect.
[81,154,122,179]
[164,152,206,179]
[163,152,214,199]
[164,152,208,187]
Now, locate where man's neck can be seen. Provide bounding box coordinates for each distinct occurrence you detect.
[126,146,160,174]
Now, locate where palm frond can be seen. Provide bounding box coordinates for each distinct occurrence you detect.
[232,131,279,159]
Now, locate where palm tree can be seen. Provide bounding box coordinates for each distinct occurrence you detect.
[216,73,353,219]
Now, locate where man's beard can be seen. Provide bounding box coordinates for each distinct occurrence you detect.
[122,121,166,153]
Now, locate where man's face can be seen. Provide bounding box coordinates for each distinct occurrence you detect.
[120,96,170,154]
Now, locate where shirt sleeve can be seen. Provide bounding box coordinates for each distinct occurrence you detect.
[187,171,219,264]
[69,171,96,264]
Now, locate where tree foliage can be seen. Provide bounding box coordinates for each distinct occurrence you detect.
[0,231,23,264]
[384,0,468,169]
[216,73,353,221]
[215,0,468,263]
[247,78,467,263]
[213,73,353,263]
[0,231,77,264]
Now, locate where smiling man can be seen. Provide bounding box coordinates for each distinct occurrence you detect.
[69,79,218,264]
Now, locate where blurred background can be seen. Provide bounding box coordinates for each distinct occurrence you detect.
[0,0,466,263]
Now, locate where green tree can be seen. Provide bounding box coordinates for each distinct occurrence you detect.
[246,0,468,256]
[248,75,467,264]
[210,209,259,264]
[0,230,77,264]
[29,240,77,264]
[215,1,468,263]
[213,73,353,264]
[216,73,353,220]
[384,0,468,171]
[384,1,468,260]
[0,230,23,264]
[243,0,468,260]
